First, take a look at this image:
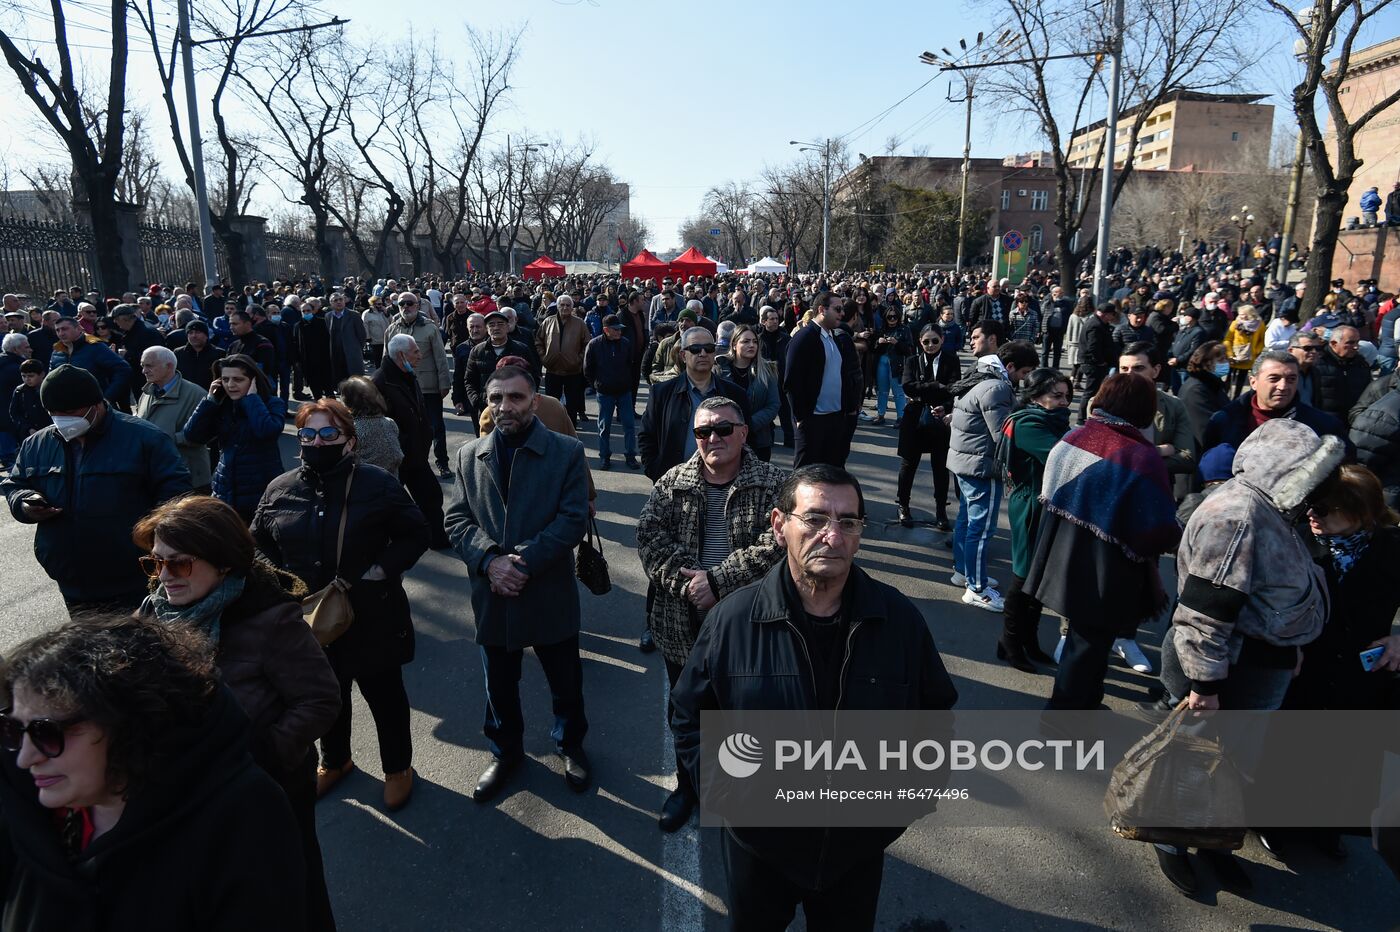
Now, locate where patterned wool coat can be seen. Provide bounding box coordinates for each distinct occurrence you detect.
[637,449,789,666]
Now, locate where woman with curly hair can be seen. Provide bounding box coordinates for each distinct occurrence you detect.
[0,614,306,929]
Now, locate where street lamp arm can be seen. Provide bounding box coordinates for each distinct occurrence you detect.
[190,16,349,47]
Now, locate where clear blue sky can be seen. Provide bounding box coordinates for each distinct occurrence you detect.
[2,0,1399,250]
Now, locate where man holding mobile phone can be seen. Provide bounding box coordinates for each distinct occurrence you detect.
[1,365,191,616]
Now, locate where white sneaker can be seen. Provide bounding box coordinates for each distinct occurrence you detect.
[1053,635,1067,663]
[1113,638,1154,674]
[950,572,999,589]
[962,586,1004,612]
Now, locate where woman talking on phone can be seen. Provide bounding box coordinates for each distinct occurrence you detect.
[183,354,288,522]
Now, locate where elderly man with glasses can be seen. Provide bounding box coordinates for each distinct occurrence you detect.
[670,464,957,931]
[637,397,788,832]
[639,326,750,482]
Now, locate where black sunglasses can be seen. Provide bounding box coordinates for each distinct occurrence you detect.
[693,421,740,440]
[297,426,343,444]
[683,343,716,356]
[0,711,84,759]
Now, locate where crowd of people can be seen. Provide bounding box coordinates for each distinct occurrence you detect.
[0,252,1399,928]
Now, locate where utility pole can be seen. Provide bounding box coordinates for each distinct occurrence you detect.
[950,75,975,275]
[790,138,833,273]
[179,0,217,289]
[1090,0,1125,303]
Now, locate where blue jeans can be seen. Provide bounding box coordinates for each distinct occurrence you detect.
[0,429,16,467]
[952,475,1002,592]
[875,355,906,420]
[596,391,636,461]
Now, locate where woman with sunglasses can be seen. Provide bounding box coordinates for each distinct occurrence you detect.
[717,326,780,461]
[895,324,961,529]
[871,305,913,426]
[133,494,341,931]
[183,353,288,523]
[0,615,306,929]
[251,399,430,813]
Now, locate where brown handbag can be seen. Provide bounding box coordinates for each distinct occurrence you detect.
[302,466,356,646]
[1104,700,1247,850]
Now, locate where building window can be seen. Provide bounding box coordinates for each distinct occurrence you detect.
[1001,189,1011,210]
[1029,224,1043,251]
[1030,190,1049,211]
[1231,131,1240,141]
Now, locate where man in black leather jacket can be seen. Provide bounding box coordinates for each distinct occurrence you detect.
[671,465,957,930]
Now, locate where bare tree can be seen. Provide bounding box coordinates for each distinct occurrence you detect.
[981,0,1255,291]
[234,22,362,282]
[1262,0,1400,312]
[12,162,80,221]
[115,111,163,208]
[701,181,754,264]
[0,0,132,292]
[133,0,316,286]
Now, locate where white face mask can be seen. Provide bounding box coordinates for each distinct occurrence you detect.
[53,406,95,441]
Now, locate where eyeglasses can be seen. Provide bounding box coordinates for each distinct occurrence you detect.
[683,343,716,356]
[399,301,418,308]
[1294,345,1322,353]
[297,426,343,444]
[693,421,740,440]
[1306,501,1332,518]
[0,711,85,759]
[139,554,196,579]
[786,512,865,536]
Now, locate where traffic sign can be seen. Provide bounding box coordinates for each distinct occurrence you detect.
[1002,230,1023,251]
[709,228,722,236]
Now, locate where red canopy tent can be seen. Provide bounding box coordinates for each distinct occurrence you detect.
[620,249,671,285]
[668,246,718,279]
[521,255,565,281]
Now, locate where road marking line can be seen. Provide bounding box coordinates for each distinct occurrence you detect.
[660,675,704,931]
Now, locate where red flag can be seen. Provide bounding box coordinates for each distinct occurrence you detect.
[616,235,627,257]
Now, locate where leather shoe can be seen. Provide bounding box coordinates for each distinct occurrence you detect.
[1310,829,1347,860]
[1155,847,1198,896]
[659,787,696,832]
[932,514,952,531]
[559,748,590,792]
[600,459,612,471]
[996,638,1037,673]
[897,503,913,528]
[383,768,414,811]
[1199,848,1252,892]
[1255,829,1286,861]
[625,457,641,470]
[316,760,354,799]
[639,629,656,653]
[472,756,520,803]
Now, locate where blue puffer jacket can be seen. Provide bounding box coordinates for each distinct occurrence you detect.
[183,392,288,518]
[1,409,191,601]
[50,339,132,405]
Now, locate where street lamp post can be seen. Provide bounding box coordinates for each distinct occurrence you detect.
[921,35,993,276]
[506,135,548,274]
[1231,207,1256,264]
[790,139,832,273]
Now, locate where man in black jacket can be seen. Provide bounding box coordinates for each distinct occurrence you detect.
[785,293,862,468]
[759,306,794,447]
[1076,303,1121,421]
[1310,325,1372,422]
[969,279,1011,324]
[373,334,450,549]
[226,310,277,380]
[671,465,958,930]
[583,315,639,470]
[458,312,536,425]
[110,304,163,388]
[174,321,225,388]
[640,326,750,481]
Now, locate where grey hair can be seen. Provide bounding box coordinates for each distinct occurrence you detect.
[686,299,704,313]
[1251,349,1299,377]
[2,332,30,353]
[681,326,711,346]
[140,345,177,367]
[694,395,744,423]
[1288,331,1323,348]
[387,333,417,359]
[557,295,574,309]
[468,313,486,326]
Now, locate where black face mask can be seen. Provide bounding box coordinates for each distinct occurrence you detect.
[301,442,349,473]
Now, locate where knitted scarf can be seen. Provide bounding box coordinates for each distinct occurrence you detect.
[140,574,246,645]
[1038,413,1180,562]
[1319,529,1371,581]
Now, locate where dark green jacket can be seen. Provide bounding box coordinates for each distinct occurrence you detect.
[1003,405,1070,578]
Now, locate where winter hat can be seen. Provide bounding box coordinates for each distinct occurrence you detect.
[39,364,103,412]
[1198,444,1237,484]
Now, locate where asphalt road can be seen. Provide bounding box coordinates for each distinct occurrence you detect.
[1,382,1396,932]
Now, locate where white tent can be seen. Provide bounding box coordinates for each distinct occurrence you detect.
[745,256,787,274]
[706,256,729,274]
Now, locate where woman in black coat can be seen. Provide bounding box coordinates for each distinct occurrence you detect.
[1176,341,1230,457]
[0,615,305,930]
[1260,464,1400,860]
[896,324,961,529]
[251,399,430,813]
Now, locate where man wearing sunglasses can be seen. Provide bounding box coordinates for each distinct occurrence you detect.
[639,326,750,482]
[670,465,957,929]
[785,292,862,468]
